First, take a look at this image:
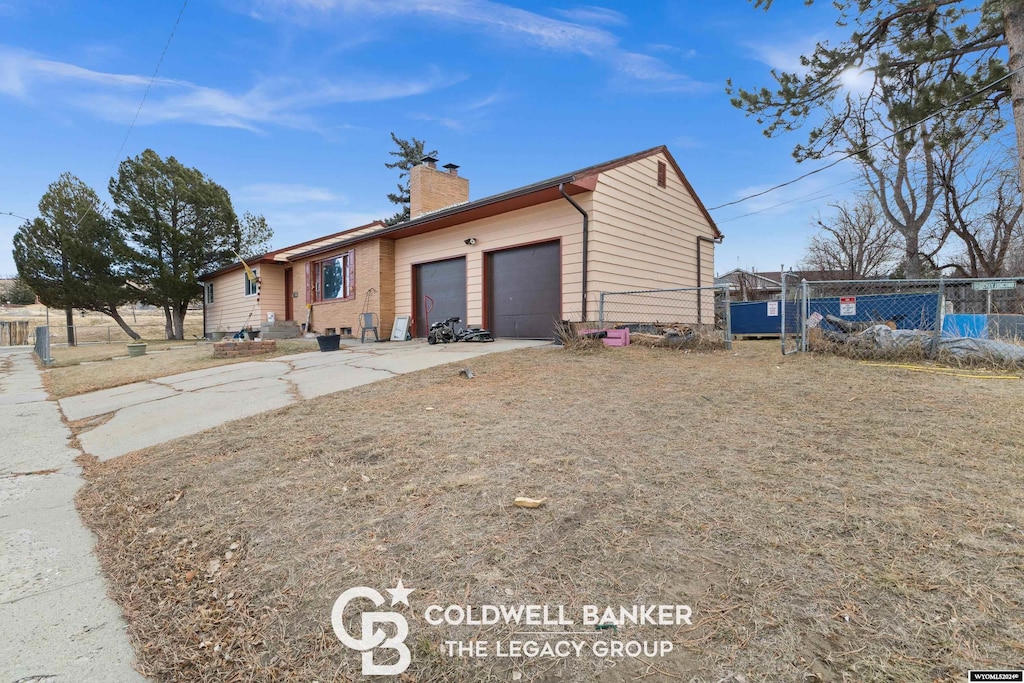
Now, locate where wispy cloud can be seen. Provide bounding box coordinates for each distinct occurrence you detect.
[409,88,508,133]
[264,208,387,234]
[0,45,458,131]
[744,34,826,75]
[255,0,708,93]
[237,183,343,203]
[648,43,697,59]
[672,134,701,150]
[410,112,465,131]
[551,5,628,27]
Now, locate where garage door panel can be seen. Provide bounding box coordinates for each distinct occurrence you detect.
[414,257,466,337]
[487,242,560,338]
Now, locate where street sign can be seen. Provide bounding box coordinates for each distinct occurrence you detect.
[972,281,1016,291]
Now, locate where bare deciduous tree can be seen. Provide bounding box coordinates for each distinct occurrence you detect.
[804,195,902,279]
[932,139,1024,277]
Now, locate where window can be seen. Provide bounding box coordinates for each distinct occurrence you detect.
[244,270,259,297]
[205,282,214,304]
[657,161,667,188]
[312,251,354,302]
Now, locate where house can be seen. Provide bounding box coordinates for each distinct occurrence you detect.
[715,268,850,301]
[200,145,722,340]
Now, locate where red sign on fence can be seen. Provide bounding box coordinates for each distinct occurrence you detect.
[839,296,856,316]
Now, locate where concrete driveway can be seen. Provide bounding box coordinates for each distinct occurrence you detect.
[60,338,548,461]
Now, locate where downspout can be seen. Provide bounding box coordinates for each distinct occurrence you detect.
[200,280,207,339]
[696,234,723,325]
[559,182,589,321]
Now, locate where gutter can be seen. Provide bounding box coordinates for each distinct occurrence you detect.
[696,234,724,325]
[559,182,589,321]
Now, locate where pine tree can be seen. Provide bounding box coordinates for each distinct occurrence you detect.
[383,133,437,226]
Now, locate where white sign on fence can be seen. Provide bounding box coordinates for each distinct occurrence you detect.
[971,281,1016,291]
[839,296,856,316]
[766,301,779,317]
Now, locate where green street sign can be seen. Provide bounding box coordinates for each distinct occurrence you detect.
[971,281,1016,291]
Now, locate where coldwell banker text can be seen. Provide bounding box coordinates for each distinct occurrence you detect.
[423,604,693,627]
[427,603,692,660]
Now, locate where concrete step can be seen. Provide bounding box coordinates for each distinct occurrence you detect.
[260,321,302,339]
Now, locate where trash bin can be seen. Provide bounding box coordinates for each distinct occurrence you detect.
[316,334,341,352]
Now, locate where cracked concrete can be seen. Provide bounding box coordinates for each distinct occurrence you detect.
[0,337,545,680]
[61,338,548,460]
[0,347,145,683]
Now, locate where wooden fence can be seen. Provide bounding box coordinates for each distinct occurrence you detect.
[0,320,32,346]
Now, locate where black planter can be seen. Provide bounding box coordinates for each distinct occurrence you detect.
[316,334,341,352]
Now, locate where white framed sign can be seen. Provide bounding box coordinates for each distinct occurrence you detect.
[766,301,779,317]
[390,315,412,341]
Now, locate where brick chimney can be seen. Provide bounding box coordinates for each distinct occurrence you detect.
[410,156,469,218]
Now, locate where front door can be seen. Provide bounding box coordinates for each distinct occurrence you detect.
[284,268,293,321]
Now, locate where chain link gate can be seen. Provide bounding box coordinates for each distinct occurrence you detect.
[780,272,804,355]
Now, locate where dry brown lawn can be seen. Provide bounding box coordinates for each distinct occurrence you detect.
[76,342,1024,682]
[44,339,318,399]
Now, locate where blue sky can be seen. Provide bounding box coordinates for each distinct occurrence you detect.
[0,0,861,277]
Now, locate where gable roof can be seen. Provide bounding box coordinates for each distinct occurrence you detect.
[295,145,721,260]
[199,220,386,280]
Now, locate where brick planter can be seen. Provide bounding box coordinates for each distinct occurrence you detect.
[212,340,277,358]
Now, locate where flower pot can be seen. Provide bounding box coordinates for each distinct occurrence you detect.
[316,334,341,352]
[126,342,148,357]
[211,331,226,341]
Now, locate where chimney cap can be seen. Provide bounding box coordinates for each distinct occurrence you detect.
[420,155,439,164]
[442,162,459,170]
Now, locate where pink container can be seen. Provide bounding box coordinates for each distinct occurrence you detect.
[602,328,630,347]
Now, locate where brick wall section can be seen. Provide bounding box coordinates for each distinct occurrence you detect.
[212,340,277,358]
[377,238,396,337]
[410,164,469,218]
[291,239,392,337]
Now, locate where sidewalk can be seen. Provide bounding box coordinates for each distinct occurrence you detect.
[60,338,548,460]
[0,347,146,682]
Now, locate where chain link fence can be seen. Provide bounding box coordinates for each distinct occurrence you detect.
[33,325,52,365]
[795,277,1024,366]
[596,285,732,349]
[780,272,805,355]
[41,323,204,345]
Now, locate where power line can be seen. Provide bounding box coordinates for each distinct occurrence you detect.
[715,176,859,225]
[0,211,31,221]
[708,64,1024,212]
[107,0,189,178]
[66,0,189,232]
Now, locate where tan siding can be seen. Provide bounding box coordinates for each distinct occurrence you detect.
[257,266,286,324]
[289,240,387,336]
[590,152,717,325]
[394,197,590,326]
[590,152,716,295]
[203,269,264,335]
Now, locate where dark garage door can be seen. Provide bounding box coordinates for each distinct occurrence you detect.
[487,241,560,338]
[414,257,467,337]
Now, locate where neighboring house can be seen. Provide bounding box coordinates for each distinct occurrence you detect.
[200,145,722,339]
[716,268,850,301]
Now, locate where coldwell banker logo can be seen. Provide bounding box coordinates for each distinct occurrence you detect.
[333,580,694,677]
[331,580,414,676]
